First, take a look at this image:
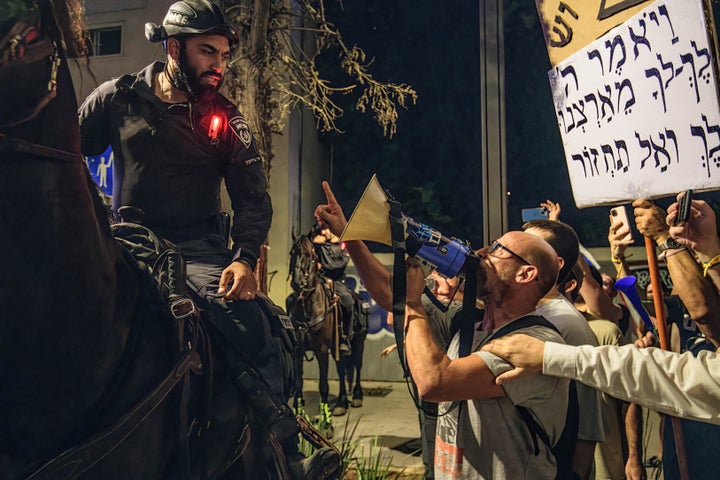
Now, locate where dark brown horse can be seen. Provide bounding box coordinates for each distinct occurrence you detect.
[286,234,367,437]
[0,2,261,478]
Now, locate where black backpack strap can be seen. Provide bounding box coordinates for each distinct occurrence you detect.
[484,315,568,462]
[457,255,480,358]
[514,379,578,476]
[487,314,559,340]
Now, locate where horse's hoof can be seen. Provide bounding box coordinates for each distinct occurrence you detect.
[331,405,347,416]
[351,398,363,408]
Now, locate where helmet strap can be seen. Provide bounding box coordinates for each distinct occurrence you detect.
[165,61,190,94]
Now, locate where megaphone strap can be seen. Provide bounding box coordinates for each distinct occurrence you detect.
[388,195,410,377]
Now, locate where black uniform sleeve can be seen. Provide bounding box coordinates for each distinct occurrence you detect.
[223,113,272,269]
[225,159,272,269]
[78,81,114,156]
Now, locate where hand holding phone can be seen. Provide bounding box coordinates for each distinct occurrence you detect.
[522,207,549,222]
[673,189,693,226]
[610,206,633,244]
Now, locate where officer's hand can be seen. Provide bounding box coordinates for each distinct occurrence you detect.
[314,181,348,238]
[218,261,257,301]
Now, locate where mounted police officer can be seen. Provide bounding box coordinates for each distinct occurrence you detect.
[78,1,341,478]
[311,225,356,354]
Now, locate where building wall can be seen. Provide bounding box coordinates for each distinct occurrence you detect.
[71,0,169,101]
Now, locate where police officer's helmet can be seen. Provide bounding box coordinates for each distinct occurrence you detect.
[145,0,239,50]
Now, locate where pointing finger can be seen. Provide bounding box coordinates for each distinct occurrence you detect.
[322,181,338,206]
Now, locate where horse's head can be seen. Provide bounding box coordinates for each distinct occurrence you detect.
[288,235,329,326]
[289,235,320,291]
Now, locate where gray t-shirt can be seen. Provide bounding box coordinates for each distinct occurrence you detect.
[536,295,605,442]
[434,317,569,480]
[421,296,462,351]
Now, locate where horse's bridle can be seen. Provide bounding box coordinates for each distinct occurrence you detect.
[0,0,84,164]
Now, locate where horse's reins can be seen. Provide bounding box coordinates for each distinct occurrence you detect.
[0,133,83,163]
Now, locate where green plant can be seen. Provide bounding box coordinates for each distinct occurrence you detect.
[333,409,361,477]
[353,436,405,480]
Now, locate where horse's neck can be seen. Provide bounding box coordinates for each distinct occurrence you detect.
[1,56,119,305]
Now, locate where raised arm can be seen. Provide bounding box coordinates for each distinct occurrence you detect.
[667,196,720,293]
[404,258,503,402]
[634,199,720,347]
[314,181,393,310]
[608,212,635,279]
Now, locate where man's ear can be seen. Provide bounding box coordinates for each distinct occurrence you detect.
[516,265,538,284]
[167,37,181,60]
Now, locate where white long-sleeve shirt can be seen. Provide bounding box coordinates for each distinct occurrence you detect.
[544,342,720,425]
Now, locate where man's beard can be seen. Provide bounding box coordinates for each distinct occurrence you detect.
[167,47,223,102]
[476,261,511,302]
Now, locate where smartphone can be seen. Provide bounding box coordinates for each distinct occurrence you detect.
[522,207,549,222]
[674,189,693,226]
[610,206,633,244]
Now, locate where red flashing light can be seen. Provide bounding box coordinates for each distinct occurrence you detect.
[208,114,222,141]
[340,241,346,250]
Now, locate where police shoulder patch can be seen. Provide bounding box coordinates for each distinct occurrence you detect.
[229,116,253,148]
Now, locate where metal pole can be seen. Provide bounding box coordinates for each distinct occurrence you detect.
[644,237,691,480]
[479,0,507,244]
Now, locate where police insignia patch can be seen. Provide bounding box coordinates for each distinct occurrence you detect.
[229,116,252,148]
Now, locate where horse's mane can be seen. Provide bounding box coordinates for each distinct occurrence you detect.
[50,0,88,57]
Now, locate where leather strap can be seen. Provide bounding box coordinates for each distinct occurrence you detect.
[388,194,410,377]
[0,134,83,164]
[27,351,200,480]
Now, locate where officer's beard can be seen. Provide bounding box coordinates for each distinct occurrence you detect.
[167,45,223,103]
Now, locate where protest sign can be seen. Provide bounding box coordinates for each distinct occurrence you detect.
[536,0,654,66]
[544,0,720,207]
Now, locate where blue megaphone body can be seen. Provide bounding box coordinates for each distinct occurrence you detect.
[405,218,472,278]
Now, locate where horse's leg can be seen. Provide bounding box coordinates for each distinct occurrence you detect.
[316,348,333,438]
[351,332,366,408]
[293,333,306,417]
[331,358,349,416]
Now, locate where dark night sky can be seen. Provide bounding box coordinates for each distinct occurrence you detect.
[320,0,720,249]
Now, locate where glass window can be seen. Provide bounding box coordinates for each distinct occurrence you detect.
[88,26,122,56]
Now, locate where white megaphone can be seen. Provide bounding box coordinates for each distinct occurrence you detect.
[341,175,472,278]
[614,275,654,331]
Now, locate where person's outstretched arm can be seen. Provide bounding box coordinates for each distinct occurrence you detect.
[314,181,393,310]
[482,333,720,425]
